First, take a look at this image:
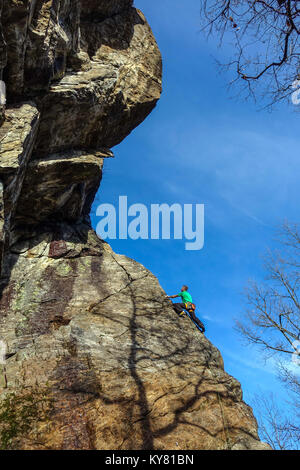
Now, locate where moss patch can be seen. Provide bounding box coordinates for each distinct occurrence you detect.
[0,389,53,449]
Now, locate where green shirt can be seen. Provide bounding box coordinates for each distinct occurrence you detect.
[178,291,193,304]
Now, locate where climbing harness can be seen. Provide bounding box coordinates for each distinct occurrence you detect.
[184,302,196,313]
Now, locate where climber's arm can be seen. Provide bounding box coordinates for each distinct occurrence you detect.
[167,294,179,299]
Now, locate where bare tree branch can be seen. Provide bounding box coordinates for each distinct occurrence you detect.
[200,1,300,106]
[236,222,300,448]
[252,392,300,449]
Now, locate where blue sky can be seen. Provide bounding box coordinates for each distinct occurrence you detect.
[91,0,300,430]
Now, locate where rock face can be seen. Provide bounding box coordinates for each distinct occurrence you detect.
[0,1,269,450]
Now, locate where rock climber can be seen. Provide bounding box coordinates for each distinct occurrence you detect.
[167,285,205,333]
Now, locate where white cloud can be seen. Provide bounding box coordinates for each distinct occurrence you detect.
[222,347,278,376]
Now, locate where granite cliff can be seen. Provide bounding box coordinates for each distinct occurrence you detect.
[0,1,269,450]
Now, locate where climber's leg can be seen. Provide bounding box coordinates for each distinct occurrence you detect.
[189,310,205,333]
[173,303,186,316]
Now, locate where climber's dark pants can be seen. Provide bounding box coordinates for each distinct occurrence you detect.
[189,310,205,332]
[173,302,186,315]
[173,303,205,332]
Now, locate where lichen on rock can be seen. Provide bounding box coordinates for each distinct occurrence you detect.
[0,1,270,450]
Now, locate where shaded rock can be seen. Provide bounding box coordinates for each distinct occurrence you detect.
[79,0,133,22]
[0,0,6,73]
[14,149,113,226]
[0,180,4,258]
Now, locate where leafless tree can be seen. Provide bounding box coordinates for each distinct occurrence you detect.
[237,222,300,356]
[200,1,300,106]
[236,222,300,448]
[252,392,300,449]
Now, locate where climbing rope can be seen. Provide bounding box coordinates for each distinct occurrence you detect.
[208,366,231,450]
